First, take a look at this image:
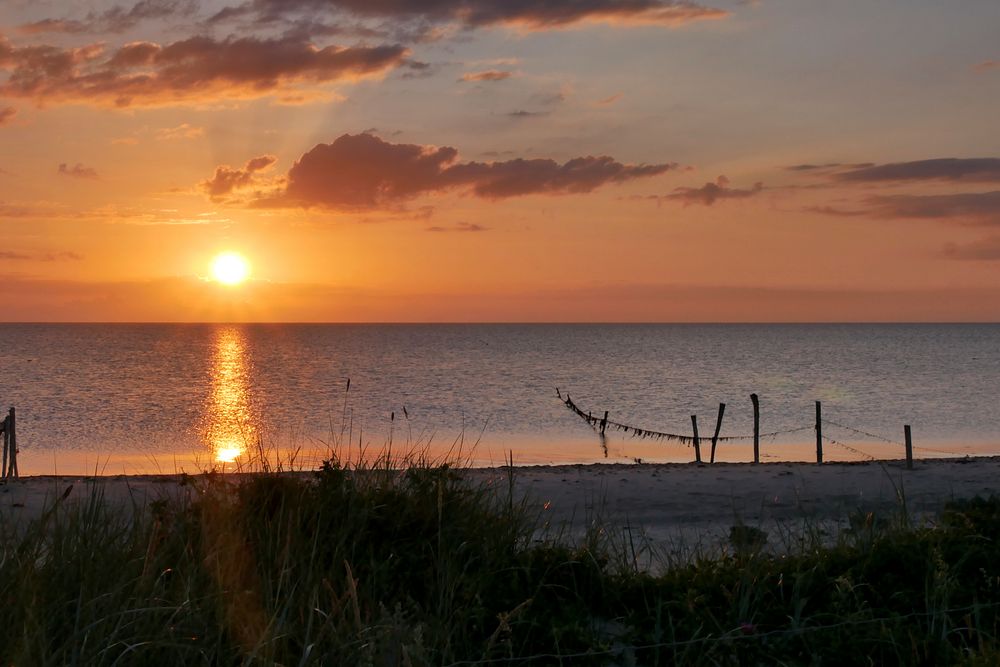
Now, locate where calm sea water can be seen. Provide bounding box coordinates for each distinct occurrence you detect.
[1,324,998,473]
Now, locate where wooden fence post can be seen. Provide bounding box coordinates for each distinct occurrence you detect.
[691,415,702,464]
[10,407,18,478]
[815,401,823,464]
[600,410,609,436]
[1,414,7,478]
[751,393,760,464]
[710,403,726,464]
[904,425,913,470]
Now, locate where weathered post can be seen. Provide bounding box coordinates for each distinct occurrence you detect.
[1,414,7,478]
[904,424,913,470]
[600,410,609,436]
[9,407,17,478]
[815,401,823,464]
[691,415,702,464]
[751,393,760,464]
[710,403,726,463]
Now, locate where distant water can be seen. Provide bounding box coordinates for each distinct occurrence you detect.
[1,324,999,473]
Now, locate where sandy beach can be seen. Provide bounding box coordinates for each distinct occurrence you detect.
[4,457,998,550]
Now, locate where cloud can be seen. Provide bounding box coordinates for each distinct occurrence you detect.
[784,162,873,172]
[201,154,277,200]
[973,61,999,73]
[155,123,204,140]
[256,133,675,209]
[835,158,1000,183]
[865,191,1000,225]
[425,222,488,232]
[0,34,409,108]
[506,109,547,118]
[18,0,197,35]
[942,236,1000,261]
[0,106,16,126]
[595,92,622,106]
[802,205,869,217]
[664,175,763,206]
[0,250,83,261]
[459,69,513,82]
[213,0,728,31]
[57,163,99,179]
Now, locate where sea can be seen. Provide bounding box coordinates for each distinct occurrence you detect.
[1,323,998,475]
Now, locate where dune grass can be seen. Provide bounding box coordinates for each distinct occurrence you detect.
[2,459,1000,665]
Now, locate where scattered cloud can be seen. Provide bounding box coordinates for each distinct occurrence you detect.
[595,92,622,106]
[236,133,674,209]
[0,34,409,108]
[425,222,488,232]
[973,61,999,73]
[201,154,277,200]
[942,236,1000,260]
[664,175,763,206]
[0,250,83,261]
[155,123,204,140]
[0,106,16,126]
[784,162,872,172]
[459,69,513,82]
[802,205,869,217]
[506,109,548,118]
[57,163,99,179]
[17,0,197,35]
[211,0,729,31]
[834,158,1000,183]
[865,191,1000,225]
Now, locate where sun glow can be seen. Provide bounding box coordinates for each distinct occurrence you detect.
[211,251,251,285]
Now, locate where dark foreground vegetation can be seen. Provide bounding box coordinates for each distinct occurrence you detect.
[2,462,1000,665]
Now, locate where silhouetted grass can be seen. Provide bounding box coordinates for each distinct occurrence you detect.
[2,461,1000,665]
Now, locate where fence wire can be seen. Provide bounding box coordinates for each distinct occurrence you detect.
[559,389,970,460]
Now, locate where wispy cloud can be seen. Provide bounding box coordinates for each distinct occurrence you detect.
[0,250,83,261]
[425,222,488,232]
[595,92,622,106]
[942,236,1000,260]
[866,191,1000,225]
[155,123,204,140]
[459,69,513,82]
[834,158,1000,183]
[211,0,729,31]
[57,163,99,179]
[662,175,763,206]
[18,0,197,35]
[0,106,16,126]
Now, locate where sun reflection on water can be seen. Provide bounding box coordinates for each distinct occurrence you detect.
[205,326,256,465]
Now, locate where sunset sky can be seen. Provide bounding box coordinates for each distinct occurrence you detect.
[1,0,999,321]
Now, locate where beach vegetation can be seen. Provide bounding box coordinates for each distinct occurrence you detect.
[1,461,999,665]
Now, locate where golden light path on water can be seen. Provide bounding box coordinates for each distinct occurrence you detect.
[205,326,256,464]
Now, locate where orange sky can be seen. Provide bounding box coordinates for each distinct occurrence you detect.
[1,0,999,321]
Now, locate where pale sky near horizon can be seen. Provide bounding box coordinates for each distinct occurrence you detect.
[1,0,999,321]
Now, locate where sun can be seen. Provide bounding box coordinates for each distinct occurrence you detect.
[211,251,251,285]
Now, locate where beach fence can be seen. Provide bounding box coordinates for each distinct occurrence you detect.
[557,389,932,467]
[1,407,19,479]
